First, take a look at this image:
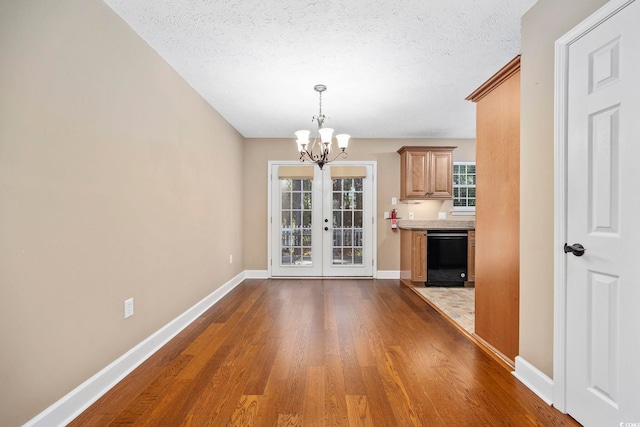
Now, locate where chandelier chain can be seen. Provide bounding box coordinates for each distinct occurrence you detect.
[314,89,324,127]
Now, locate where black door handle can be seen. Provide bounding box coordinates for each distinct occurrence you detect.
[564,243,585,257]
[324,227,329,231]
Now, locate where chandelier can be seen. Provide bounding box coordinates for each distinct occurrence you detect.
[295,84,350,169]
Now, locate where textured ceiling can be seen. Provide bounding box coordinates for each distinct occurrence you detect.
[102,0,536,139]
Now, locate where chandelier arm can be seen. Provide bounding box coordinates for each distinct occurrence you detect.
[328,150,348,163]
[299,150,314,163]
[299,146,346,166]
[299,149,323,162]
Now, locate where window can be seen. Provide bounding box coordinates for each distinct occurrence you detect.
[453,162,476,213]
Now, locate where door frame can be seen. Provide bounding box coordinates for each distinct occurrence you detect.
[553,0,635,412]
[267,160,377,278]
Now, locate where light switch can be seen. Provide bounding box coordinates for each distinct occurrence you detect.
[391,197,397,205]
[124,298,134,319]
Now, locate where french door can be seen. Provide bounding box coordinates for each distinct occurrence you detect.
[269,162,374,277]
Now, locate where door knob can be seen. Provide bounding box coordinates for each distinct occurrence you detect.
[564,243,585,257]
[324,227,329,231]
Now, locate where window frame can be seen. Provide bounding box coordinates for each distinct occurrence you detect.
[452,161,476,215]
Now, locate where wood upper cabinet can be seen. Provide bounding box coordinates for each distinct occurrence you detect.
[398,146,455,201]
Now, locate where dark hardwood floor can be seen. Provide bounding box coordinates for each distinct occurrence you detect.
[70,279,579,426]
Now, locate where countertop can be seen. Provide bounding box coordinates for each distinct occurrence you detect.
[397,219,475,230]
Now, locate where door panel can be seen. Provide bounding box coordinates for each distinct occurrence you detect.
[586,271,619,404]
[564,1,640,424]
[588,106,619,234]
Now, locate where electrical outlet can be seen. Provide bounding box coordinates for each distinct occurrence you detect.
[439,212,447,220]
[124,298,134,319]
[383,211,390,219]
[408,212,414,220]
[229,254,233,264]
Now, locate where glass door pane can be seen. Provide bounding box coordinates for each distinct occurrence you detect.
[279,178,313,266]
[330,178,364,266]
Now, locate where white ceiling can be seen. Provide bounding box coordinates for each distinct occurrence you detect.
[102,0,537,139]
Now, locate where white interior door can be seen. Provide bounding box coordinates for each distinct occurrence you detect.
[270,162,374,277]
[561,1,640,424]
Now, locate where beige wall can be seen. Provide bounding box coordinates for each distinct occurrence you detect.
[243,138,475,271]
[0,1,244,425]
[519,0,609,378]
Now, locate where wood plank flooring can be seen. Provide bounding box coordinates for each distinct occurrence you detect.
[70,279,579,426]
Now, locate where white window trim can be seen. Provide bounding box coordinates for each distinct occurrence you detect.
[452,161,476,215]
[450,209,476,216]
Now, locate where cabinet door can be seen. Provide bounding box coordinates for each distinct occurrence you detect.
[467,230,475,282]
[399,147,455,201]
[428,150,453,198]
[411,231,427,282]
[403,151,428,198]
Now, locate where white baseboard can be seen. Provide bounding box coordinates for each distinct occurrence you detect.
[245,271,401,280]
[24,271,246,427]
[376,270,400,279]
[513,356,554,406]
[244,270,269,279]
